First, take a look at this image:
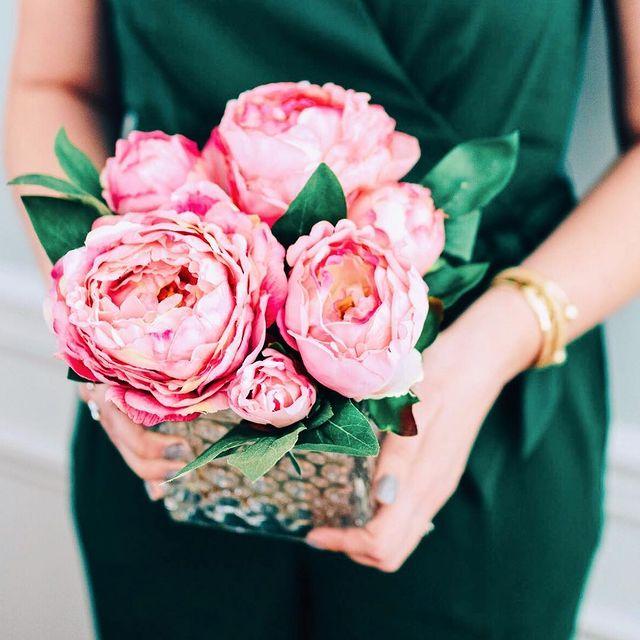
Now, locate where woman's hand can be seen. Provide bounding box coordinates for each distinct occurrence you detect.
[78,383,192,500]
[305,286,541,571]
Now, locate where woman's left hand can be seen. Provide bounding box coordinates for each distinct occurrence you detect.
[305,286,540,572]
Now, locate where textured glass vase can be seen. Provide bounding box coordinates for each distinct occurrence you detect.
[157,411,376,540]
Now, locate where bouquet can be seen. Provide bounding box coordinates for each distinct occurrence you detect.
[11,82,518,535]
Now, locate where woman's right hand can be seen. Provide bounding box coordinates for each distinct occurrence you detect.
[78,383,192,500]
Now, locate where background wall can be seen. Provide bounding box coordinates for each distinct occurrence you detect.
[0,2,638,639]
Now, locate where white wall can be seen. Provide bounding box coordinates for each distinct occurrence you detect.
[0,2,638,639]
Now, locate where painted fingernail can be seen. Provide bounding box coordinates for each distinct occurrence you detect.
[164,469,180,482]
[375,474,398,505]
[163,443,189,460]
[144,481,165,501]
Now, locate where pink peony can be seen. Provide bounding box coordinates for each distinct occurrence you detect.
[202,81,420,225]
[348,182,445,276]
[45,208,286,426]
[169,180,237,217]
[278,219,429,400]
[101,131,204,213]
[169,181,287,325]
[227,349,316,428]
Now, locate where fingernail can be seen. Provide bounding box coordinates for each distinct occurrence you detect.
[144,481,165,501]
[375,474,398,505]
[163,443,189,460]
[306,537,323,549]
[164,469,180,482]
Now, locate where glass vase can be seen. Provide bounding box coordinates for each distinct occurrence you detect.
[156,411,376,540]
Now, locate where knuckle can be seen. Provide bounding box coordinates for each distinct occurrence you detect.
[137,435,160,460]
[378,559,402,573]
[369,539,388,561]
[131,462,156,481]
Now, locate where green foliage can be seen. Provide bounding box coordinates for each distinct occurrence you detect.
[9,173,111,216]
[169,423,260,482]
[423,132,519,217]
[271,163,346,246]
[443,209,481,262]
[296,399,379,456]
[286,451,302,476]
[227,425,306,482]
[364,393,419,436]
[423,132,519,266]
[20,196,99,264]
[426,260,489,308]
[306,397,334,429]
[415,303,443,352]
[54,128,103,198]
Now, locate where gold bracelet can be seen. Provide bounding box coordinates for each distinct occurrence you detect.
[492,267,578,369]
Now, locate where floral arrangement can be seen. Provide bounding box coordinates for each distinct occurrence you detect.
[11,82,518,481]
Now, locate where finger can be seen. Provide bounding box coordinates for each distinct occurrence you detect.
[144,481,166,501]
[105,404,191,461]
[116,439,186,481]
[373,432,420,504]
[78,384,91,403]
[306,526,374,556]
[347,553,383,569]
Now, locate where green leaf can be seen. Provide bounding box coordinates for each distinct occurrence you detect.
[21,195,100,264]
[423,132,519,217]
[55,128,102,198]
[286,451,302,476]
[296,399,379,456]
[227,425,306,482]
[168,423,259,481]
[415,305,442,352]
[426,260,489,308]
[271,163,346,246]
[443,209,482,262]
[306,396,334,429]
[364,393,419,436]
[10,173,112,216]
[10,173,87,196]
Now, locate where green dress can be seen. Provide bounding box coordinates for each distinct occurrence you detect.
[72,1,609,638]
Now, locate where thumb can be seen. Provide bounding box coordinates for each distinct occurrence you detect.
[372,432,420,505]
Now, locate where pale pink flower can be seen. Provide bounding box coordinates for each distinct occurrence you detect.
[348,182,445,275]
[202,81,420,225]
[278,219,429,400]
[227,349,316,427]
[101,131,204,213]
[45,208,286,426]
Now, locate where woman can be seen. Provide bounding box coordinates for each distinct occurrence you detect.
[6,1,640,638]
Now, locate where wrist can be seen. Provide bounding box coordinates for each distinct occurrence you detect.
[441,285,542,385]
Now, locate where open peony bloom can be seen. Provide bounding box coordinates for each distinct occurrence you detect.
[45,208,286,426]
[101,131,204,213]
[278,219,429,400]
[348,182,445,276]
[227,349,316,428]
[202,81,420,225]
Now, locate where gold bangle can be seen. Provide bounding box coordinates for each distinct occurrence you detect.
[492,267,578,369]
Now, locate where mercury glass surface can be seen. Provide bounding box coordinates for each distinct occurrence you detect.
[157,411,376,539]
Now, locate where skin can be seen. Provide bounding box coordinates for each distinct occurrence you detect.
[5,0,640,568]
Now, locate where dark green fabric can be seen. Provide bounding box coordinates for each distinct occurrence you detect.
[72,1,608,637]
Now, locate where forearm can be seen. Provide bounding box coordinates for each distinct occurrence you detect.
[446,143,640,383]
[5,0,112,279]
[5,83,110,277]
[523,143,640,338]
